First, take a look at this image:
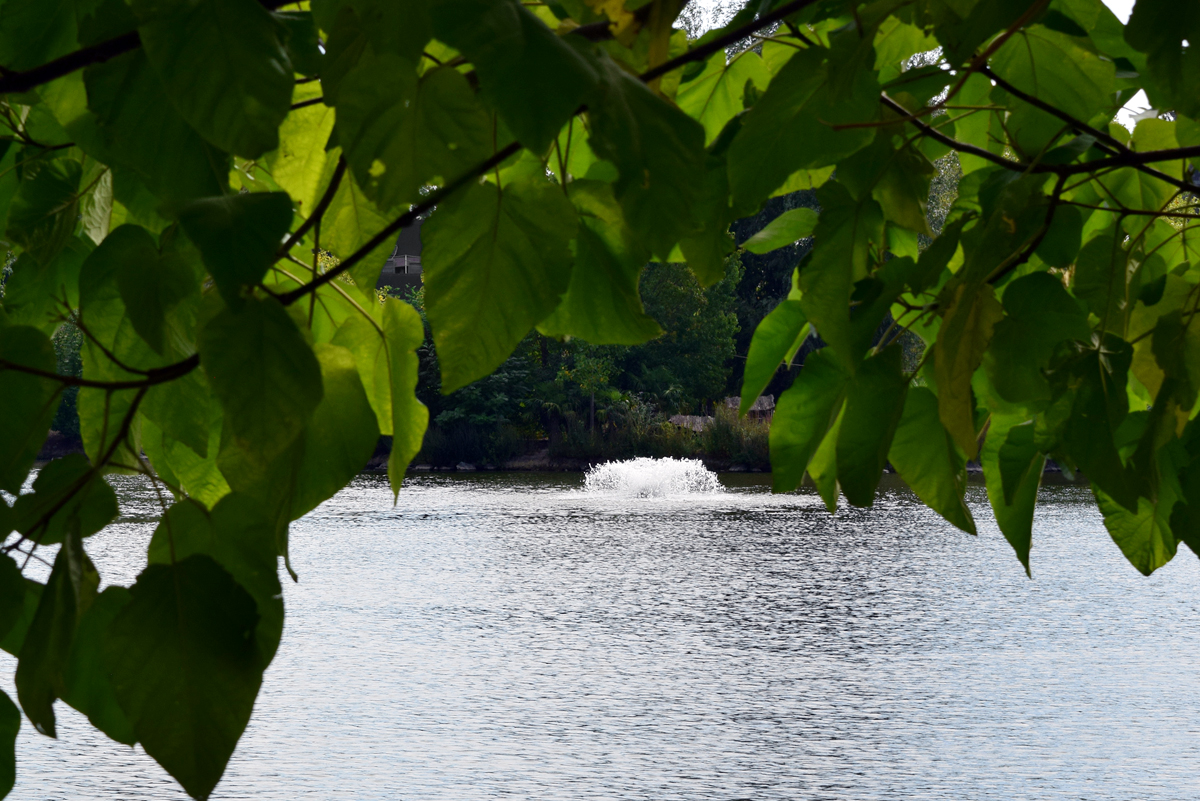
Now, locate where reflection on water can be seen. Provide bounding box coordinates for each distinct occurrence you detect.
[6,472,1200,800]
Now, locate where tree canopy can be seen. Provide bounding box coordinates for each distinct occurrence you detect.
[1,0,1199,796]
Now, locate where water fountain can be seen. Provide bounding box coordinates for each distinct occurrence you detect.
[582,457,723,497]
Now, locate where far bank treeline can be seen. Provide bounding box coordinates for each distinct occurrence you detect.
[2,1,1200,799]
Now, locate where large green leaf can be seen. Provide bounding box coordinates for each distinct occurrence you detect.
[16,549,94,738]
[740,299,808,417]
[836,345,908,507]
[289,344,380,517]
[889,387,975,534]
[769,349,849,493]
[381,301,429,497]
[430,0,598,152]
[423,177,577,393]
[796,182,886,370]
[0,556,26,646]
[62,587,136,745]
[132,0,294,158]
[992,25,1117,124]
[0,325,60,494]
[100,224,199,355]
[0,0,76,71]
[934,281,1004,458]
[1124,0,1200,117]
[728,43,878,209]
[336,54,490,211]
[85,51,231,205]
[1061,341,1138,511]
[981,415,1044,575]
[105,555,261,801]
[588,51,707,259]
[179,193,294,305]
[199,296,324,464]
[985,272,1091,403]
[537,180,662,345]
[1095,484,1179,576]
[146,496,283,667]
[264,83,336,214]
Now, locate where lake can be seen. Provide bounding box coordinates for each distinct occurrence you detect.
[5,467,1200,799]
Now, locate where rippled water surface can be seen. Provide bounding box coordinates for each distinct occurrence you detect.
[7,471,1200,800]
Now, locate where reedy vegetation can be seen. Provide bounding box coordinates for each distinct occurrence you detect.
[0,0,1197,797]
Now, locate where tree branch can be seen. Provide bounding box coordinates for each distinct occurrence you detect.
[0,354,200,389]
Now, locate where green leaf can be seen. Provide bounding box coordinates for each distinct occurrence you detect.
[837,136,936,236]
[1073,229,1129,335]
[276,11,322,76]
[675,50,771,145]
[981,414,1044,575]
[1033,204,1083,268]
[836,345,908,507]
[807,401,845,513]
[0,555,25,646]
[16,548,94,737]
[146,496,282,667]
[1094,484,1179,576]
[0,690,18,798]
[890,385,976,534]
[346,0,432,61]
[105,554,261,801]
[142,367,214,460]
[100,224,198,354]
[85,51,231,205]
[382,301,429,495]
[264,83,336,214]
[5,158,82,265]
[141,413,231,509]
[728,43,878,209]
[319,160,394,300]
[1060,339,1138,511]
[62,587,136,745]
[934,281,1004,458]
[796,182,886,370]
[423,177,577,393]
[132,0,294,158]
[178,193,294,305]
[1097,119,1181,213]
[769,348,848,493]
[336,54,490,211]
[0,325,61,494]
[588,51,707,259]
[0,0,76,71]
[1,240,93,334]
[1124,0,1200,117]
[985,272,1091,403]
[742,208,818,255]
[992,25,1117,125]
[431,0,598,152]
[289,343,380,517]
[740,299,808,416]
[12,454,118,547]
[537,180,663,345]
[199,296,324,464]
[0,578,41,657]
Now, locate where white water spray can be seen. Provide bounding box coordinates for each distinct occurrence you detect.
[582,457,722,497]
